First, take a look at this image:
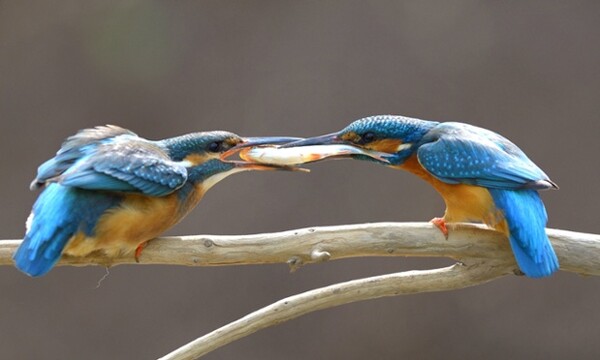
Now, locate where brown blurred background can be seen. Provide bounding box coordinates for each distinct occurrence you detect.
[1,1,599,359]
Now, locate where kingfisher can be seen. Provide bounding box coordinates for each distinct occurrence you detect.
[281,115,559,278]
[14,125,300,277]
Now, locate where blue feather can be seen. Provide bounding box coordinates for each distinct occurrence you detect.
[489,189,559,277]
[31,125,187,197]
[54,141,188,197]
[31,125,135,189]
[13,184,121,277]
[59,171,139,193]
[417,122,556,190]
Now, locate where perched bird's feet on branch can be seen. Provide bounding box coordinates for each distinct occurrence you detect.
[430,217,449,239]
[513,269,526,276]
[135,242,148,263]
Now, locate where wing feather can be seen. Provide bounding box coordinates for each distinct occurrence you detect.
[417,123,555,190]
[32,125,187,196]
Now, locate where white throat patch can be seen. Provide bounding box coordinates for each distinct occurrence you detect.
[201,167,247,191]
[396,143,413,152]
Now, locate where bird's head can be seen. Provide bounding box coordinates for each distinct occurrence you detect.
[162,131,303,189]
[281,115,438,166]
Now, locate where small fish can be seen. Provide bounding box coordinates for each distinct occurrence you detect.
[239,144,390,166]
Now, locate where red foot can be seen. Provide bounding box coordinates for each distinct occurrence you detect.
[135,242,148,263]
[430,217,449,239]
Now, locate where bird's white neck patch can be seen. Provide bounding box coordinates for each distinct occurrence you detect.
[179,160,194,168]
[201,167,246,191]
[396,143,413,152]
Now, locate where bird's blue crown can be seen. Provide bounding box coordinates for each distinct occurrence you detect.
[343,115,438,143]
[160,131,239,161]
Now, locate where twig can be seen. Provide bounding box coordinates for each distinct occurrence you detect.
[158,259,511,360]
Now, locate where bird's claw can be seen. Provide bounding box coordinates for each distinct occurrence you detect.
[430,217,449,239]
[513,269,526,276]
[134,241,148,263]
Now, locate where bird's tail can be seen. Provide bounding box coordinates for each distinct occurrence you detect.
[14,225,77,277]
[489,189,559,278]
[13,184,79,277]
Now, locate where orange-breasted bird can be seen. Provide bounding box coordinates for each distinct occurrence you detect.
[14,125,300,277]
[280,115,559,278]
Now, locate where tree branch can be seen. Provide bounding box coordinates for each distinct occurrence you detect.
[2,223,598,360]
[158,260,511,360]
[1,223,599,275]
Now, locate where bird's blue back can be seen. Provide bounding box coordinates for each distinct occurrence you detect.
[417,122,555,190]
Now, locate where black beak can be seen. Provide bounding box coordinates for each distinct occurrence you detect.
[240,136,303,147]
[274,131,391,164]
[278,132,344,148]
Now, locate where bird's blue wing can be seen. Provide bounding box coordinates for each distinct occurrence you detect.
[32,125,137,189]
[416,123,555,190]
[32,125,187,197]
[58,139,188,197]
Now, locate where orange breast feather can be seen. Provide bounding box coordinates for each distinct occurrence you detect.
[398,155,506,231]
[64,184,207,257]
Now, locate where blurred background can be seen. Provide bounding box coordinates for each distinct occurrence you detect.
[1,1,599,359]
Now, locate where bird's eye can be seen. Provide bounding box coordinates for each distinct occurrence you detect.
[208,141,222,152]
[362,132,376,143]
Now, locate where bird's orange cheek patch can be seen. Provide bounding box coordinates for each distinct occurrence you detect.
[366,139,404,154]
[184,153,211,166]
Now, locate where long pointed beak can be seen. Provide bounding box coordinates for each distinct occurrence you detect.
[278,132,343,148]
[242,136,303,147]
[267,132,391,164]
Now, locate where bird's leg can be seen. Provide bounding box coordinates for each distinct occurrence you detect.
[513,269,526,276]
[430,217,449,239]
[134,241,148,263]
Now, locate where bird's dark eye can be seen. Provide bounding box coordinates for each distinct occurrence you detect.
[362,132,376,143]
[208,141,222,152]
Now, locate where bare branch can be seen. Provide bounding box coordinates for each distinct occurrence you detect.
[1,223,599,276]
[158,259,512,360]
